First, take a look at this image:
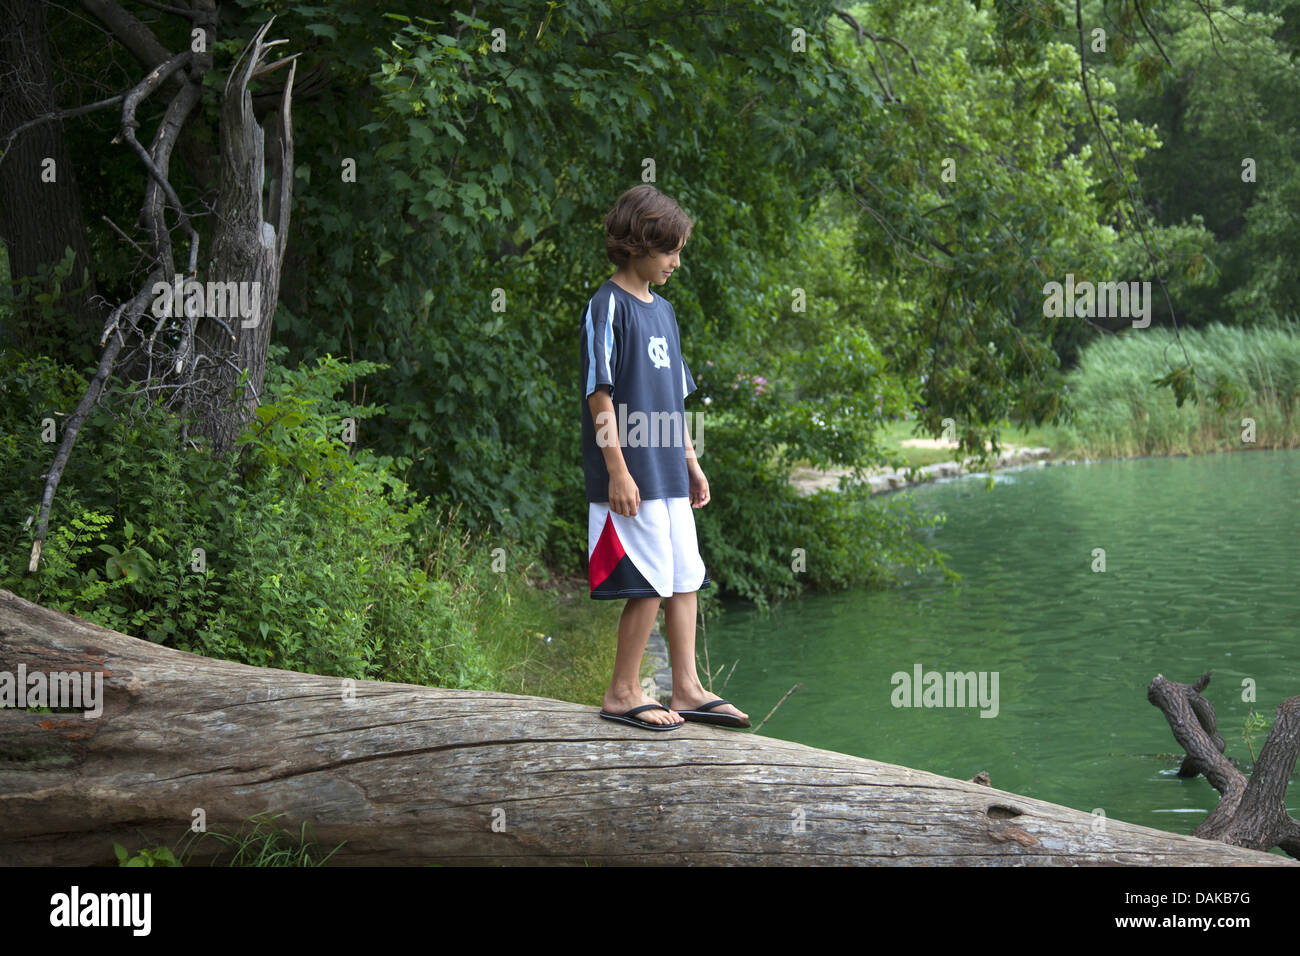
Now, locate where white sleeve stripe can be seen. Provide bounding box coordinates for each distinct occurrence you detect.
[584,300,597,397]
[603,292,615,384]
[584,291,618,397]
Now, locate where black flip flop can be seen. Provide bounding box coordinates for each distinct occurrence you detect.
[676,699,750,728]
[599,702,683,731]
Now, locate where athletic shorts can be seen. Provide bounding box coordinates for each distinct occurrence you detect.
[588,496,711,599]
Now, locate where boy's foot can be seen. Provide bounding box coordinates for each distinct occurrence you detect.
[601,690,684,727]
[670,692,749,727]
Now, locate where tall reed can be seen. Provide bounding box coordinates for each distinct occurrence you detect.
[1056,319,1300,458]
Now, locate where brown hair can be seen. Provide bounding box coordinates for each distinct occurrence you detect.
[603,185,693,267]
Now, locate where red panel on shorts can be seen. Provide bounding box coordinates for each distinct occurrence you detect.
[588,512,627,591]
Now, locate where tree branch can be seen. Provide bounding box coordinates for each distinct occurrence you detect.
[0,92,124,170]
[80,0,174,72]
[1148,672,1300,858]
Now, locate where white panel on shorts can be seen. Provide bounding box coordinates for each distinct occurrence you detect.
[588,496,707,598]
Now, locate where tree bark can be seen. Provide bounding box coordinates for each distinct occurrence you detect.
[190,20,296,455]
[0,589,1293,867]
[1148,672,1300,857]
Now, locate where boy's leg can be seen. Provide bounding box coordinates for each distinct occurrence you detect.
[602,595,683,725]
[660,496,747,722]
[663,590,747,722]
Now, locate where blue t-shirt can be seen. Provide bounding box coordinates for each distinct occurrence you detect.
[580,279,697,503]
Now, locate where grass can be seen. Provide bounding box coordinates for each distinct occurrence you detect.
[781,417,1070,474]
[783,321,1300,472]
[1054,321,1300,459]
[875,418,1067,467]
[410,504,629,709]
[115,812,345,866]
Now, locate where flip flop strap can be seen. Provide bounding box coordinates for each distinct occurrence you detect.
[694,699,730,712]
[623,703,668,718]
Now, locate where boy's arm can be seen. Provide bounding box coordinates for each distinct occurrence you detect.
[684,426,703,475]
[589,386,643,515]
[587,386,629,476]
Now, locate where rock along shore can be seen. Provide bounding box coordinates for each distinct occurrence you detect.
[788,444,1055,497]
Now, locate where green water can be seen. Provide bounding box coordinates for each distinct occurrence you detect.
[706,449,1300,841]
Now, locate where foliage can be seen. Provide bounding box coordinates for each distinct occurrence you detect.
[0,246,95,367]
[8,0,1300,626]
[0,344,490,688]
[113,812,345,867]
[114,843,181,867]
[1241,707,1272,766]
[1101,0,1300,326]
[1056,318,1300,457]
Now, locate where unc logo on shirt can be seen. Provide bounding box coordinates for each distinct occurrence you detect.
[647,335,671,370]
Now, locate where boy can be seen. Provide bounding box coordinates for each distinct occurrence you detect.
[579,184,750,731]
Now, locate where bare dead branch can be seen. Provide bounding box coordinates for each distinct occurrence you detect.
[27,9,208,571]
[1148,672,1300,858]
[1133,0,1175,69]
[116,50,197,270]
[29,279,157,572]
[0,92,124,169]
[832,8,896,103]
[131,0,200,18]
[250,52,301,82]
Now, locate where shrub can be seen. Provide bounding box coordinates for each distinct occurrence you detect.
[0,344,490,689]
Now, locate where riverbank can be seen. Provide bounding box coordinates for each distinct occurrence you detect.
[562,430,1298,707]
[788,439,1055,497]
[611,439,1067,705]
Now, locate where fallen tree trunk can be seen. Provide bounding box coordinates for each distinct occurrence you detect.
[0,589,1293,866]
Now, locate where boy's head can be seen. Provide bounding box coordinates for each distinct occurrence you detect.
[604,185,693,267]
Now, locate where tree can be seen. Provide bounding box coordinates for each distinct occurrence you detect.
[2,2,298,570]
[0,0,101,341]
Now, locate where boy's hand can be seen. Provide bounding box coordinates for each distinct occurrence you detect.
[688,461,710,508]
[609,469,641,517]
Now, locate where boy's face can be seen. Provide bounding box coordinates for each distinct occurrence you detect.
[632,240,684,286]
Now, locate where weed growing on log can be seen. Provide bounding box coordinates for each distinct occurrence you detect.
[114,812,344,867]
